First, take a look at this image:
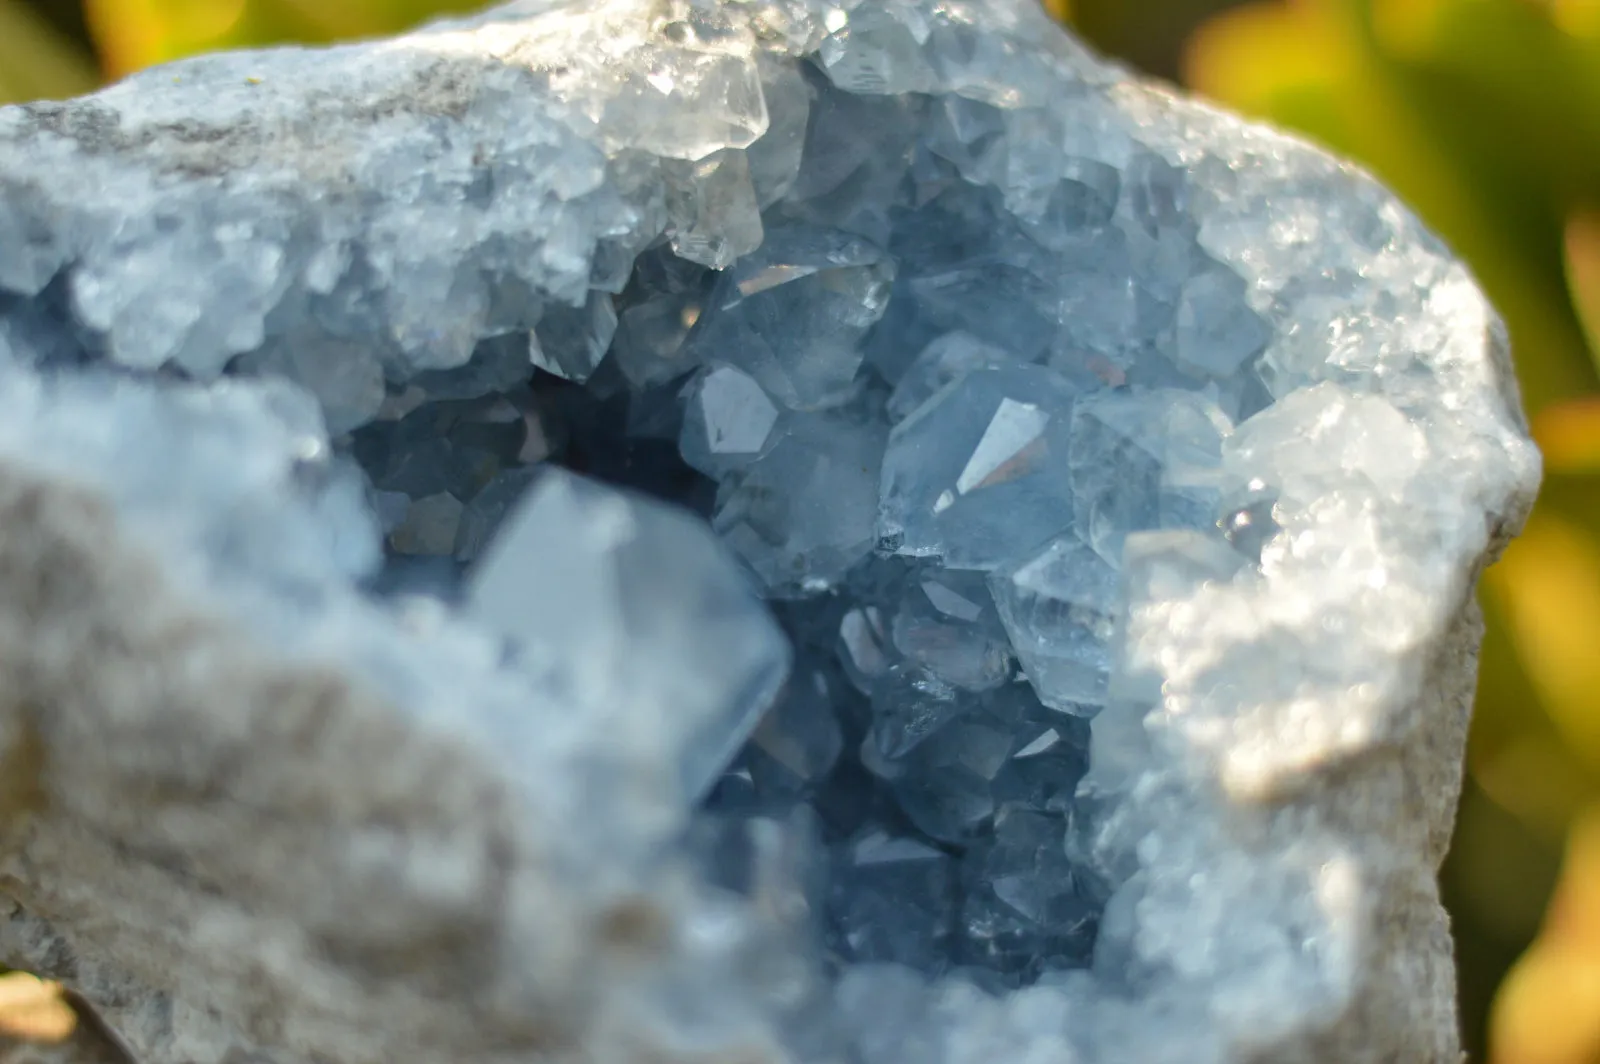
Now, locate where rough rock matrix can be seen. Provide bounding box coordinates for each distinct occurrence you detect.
[0,1,1539,1063]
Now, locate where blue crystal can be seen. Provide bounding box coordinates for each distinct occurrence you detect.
[713,408,887,596]
[663,149,765,269]
[890,569,1014,692]
[883,713,1013,843]
[746,663,846,797]
[829,830,956,972]
[988,534,1119,711]
[869,664,965,760]
[879,364,1077,571]
[1124,151,1193,237]
[681,227,894,410]
[465,468,790,800]
[453,465,541,562]
[748,55,814,208]
[1068,388,1232,568]
[531,289,618,383]
[818,6,939,96]
[1173,268,1273,379]
[839,604,893,693]
[990,704,1092,812]
[886,332,1015,423]
[680,362,782,477]
[959,804,1097,978]
[781,84,923,245]
[612,279,711,390]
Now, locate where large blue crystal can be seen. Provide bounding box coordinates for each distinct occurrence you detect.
[879,365,1077,571]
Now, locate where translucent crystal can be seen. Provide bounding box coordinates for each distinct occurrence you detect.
[683,226,896,409]
[959,804,1097,978]
[883,711,1013,843]
[1068,388,1233,568]
[784,85,923,243]
[988,535,1118,711]
[466,468,790,799]
[924,96,1006,186]
[870,664,966,760]
[746,663,845,795]
[714,409,887,596]
[879,365,1077,571]
[1124,151,1192,237]
[664,149,765,269]
[818,5,938,96]
[611,250,715,389]
[903,264,1056,363]
[886,332,1017,423]
[599,46,769,161]
[990,694,1091,812]
[747,55,813,208]
[890,570,1014,691]
[829,830,955,971]
[680,363,782,477]
[531,290,619,383]
[1174,268,1272,379]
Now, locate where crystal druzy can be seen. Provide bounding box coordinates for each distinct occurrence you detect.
[444,16,1283,987]
[0,0,1541,1061]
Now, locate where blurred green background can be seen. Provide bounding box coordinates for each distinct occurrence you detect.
[4,0,1599,1060]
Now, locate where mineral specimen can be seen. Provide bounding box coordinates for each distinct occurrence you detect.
[0,1,1540,1063]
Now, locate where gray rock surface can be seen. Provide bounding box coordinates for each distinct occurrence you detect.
[0,1,1540,1063]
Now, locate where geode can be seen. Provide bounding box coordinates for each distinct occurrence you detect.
[0,1,1539,1063]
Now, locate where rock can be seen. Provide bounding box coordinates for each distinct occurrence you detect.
[0,1,1540,1064]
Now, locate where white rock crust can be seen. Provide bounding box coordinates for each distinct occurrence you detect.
[0,1,1539,1063]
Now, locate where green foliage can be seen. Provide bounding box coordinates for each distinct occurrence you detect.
[79,0,488,77]
[0,0,95,105]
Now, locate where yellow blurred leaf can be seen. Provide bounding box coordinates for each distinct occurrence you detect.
[85,0,249,77]
[1486,513,1600,773]
[86,0,495,79]
[1565,209,1600,373]
[1184,0,1351,115]
[1371,0,1449,57]
[0,973,75,1043]
[1532,395,1600,474]
[1493,945,1600,1064]
[1492,808,1600,1064]
[1544,0,1600,39]
[1474,731,1599,844]
[0,0,99,104]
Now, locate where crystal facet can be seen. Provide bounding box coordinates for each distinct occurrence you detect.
[879,366,1076,571]
[466,468,791,799]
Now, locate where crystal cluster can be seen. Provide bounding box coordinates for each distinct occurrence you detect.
[0,0,1541,1062]
[335,33,1302,986]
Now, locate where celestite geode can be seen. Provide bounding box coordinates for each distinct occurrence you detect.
[0,2,1539,1063]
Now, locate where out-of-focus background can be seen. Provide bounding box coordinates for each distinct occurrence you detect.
[1,0,1597,1061]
